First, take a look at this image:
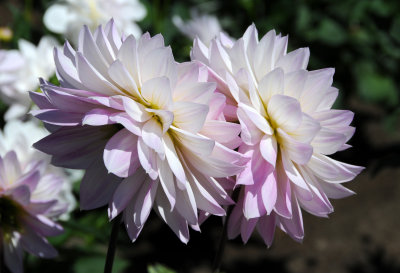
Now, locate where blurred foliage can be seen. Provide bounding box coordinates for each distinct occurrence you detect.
[0,0,400,272]
[147,264,176,273]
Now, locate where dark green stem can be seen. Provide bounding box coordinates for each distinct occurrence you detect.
[212,189,239,273]
[104,214,122,273]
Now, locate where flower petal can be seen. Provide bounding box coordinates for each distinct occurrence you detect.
[104,129,140,178]
[108,168,146,220]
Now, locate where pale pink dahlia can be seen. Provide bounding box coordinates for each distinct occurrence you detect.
[0,151,65,273]
[191,25,364,245]
[0,120,77,220]
[31,20,247,243]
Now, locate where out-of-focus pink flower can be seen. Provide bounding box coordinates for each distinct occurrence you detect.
[0,37,58,120]
[31,19,247,243]
[0,150,65,273]
[0,120,77,220]
[191,24,364,245]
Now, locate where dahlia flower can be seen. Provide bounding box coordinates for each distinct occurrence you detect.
[191,25,363,245]
[31,20,247,243]
[0,120,77,220]
[0,150,65,273]
[173,11,227,46]
[43,0,146,45]
[0,37,58,120]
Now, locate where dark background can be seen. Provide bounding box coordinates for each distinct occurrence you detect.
[1,0,400,272]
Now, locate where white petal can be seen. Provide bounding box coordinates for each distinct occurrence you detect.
[78,26,110,79]
[283,69,308,99]
[276,47,310,73]
[254,29,276,81]
[200,120,241,147]
[108,60,141,99]
[122,96,151,122]
[108,169,146,220]
[259,134,278,167]
[258,67,284,106]
[237,107,264,145]
[280,151,312,198]
[140,47,176,85]
[278,128,313,165]
[290,113,321,143]
[173,101,208,133]
[137,138,158,180]
[157,156,176,210]
[75,52,121,95]
[117,35,141,87]
[103,129,140,178]
[170,126,215,156]
[145,108,174,133]
[267,94,302,132]
[163,133,187,189]
[142,118,165,156]
[300,68,335,113]
[311,128,347,155]
[133,178,158,227]
[239,103,273,135]
[141,76,172,109]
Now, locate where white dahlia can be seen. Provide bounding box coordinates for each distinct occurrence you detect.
[191,24,364,245]
[31,20,247,243]
[43,0,146,45]
[0,37,58,120]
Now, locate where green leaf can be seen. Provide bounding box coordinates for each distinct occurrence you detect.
[368,0,392,17]
[390,17,400,43]
[355,62,398,106]
[296,5,311,31]
[310,18,347,46]
[147,263,177,273]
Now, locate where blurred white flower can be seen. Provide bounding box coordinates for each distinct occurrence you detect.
[0,50,23,86]
[173,10,228,46]
[0,120,77,220]
[0,36,58,120]
[43,0,147,45]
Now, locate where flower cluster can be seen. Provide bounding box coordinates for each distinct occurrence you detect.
[31,19,362,247]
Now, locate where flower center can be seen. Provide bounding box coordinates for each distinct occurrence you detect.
[0,196,23,233]
[88,0,101,24]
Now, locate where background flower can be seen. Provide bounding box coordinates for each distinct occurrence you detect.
[0,149,66,273]
[0,36,58,120]
[0,120,77,220]
[0,49,23,89]
[173,10,228,46]
[43,0,146,45]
